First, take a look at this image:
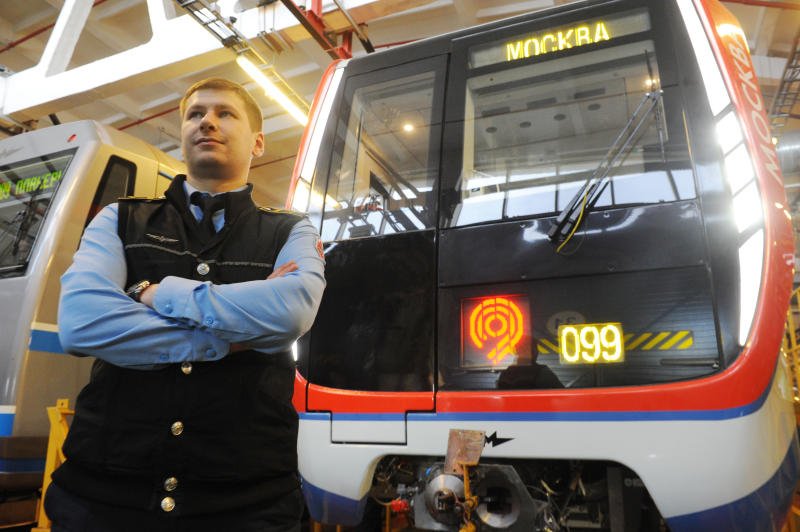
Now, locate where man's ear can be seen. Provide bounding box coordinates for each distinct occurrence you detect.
[252,132,265,158]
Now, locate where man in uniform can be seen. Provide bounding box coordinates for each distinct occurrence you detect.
[45,78,325,532]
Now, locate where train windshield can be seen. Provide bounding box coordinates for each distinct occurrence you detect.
[447,8,695,227]
[0,150,75,276]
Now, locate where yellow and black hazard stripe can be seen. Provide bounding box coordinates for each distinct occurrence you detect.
[537,330,694,355]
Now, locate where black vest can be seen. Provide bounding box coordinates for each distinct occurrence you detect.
[53,176,303,515]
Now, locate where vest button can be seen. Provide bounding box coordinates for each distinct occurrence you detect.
[161,497,175,512]
[170,421,184,436]
[164,477,178,492]
[181,361,192,375]
[197,262,210,276]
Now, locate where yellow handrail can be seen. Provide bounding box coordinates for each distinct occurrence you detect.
[785,287,800,407]
[31,398,73,532]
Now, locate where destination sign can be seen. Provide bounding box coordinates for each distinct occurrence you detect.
[0,154,72,204]
[468,9,651,69]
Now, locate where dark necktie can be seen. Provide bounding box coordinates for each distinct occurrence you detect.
[190,192,226,240]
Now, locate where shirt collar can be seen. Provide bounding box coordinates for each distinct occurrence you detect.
[165,175,256,228]
[182,179,248,204]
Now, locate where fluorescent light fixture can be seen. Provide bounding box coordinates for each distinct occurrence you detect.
[676,0,731,116]
[715,111,743,154]
[732,181,762,233]
[236,55,308,126]
[738,229,764,345]
[724,143,755,194]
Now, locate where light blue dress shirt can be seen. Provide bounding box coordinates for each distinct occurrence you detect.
[58,182,325,370]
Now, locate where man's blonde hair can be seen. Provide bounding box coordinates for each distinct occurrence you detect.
[180,78,263,132]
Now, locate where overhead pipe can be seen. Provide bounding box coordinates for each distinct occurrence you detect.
[118,106,179,131]
[251,154,296,170]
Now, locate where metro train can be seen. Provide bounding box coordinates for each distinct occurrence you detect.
[0,121,182,496]
[287,0,799,530]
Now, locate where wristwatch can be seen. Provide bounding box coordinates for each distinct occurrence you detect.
[126,280,151,302]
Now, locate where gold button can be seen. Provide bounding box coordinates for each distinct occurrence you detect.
[161,496,175,512]
[197,262,210,276]
[181,361,192,375]
[164,477,178,492]
[170,421,184,436]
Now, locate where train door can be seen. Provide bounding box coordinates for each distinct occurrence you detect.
[303,56,446,443]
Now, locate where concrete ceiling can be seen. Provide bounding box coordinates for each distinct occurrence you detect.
[0,0,798,207]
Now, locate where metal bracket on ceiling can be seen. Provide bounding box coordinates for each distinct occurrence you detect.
[173,0,309,114]
[276,0,374,60]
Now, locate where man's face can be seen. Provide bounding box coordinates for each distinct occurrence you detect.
[180,89,264,180]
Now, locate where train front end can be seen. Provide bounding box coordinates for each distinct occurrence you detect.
[289,0,797,530]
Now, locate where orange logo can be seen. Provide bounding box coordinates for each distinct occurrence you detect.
[468,297,524,364]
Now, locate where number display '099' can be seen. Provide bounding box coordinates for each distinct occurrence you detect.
[558,323,625,364]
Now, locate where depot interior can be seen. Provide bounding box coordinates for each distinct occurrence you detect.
[0,0,799,530]
[0,0,796,219]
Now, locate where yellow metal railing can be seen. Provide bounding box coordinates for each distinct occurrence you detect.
[32,398,73,532]
[785,287,800,409]
[783,288,800,532]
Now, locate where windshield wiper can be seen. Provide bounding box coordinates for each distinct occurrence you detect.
[0,188,43,267]
[547,88,663,248]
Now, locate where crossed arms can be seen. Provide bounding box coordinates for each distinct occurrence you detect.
[58,204,325,370]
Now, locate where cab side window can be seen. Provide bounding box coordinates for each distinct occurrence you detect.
[84,156,136,227]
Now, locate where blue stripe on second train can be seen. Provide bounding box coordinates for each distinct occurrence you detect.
[0,414,13,437]
[29,329,64,354]
[0,458,46,473]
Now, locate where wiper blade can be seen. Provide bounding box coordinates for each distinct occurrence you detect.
[548,89,663,248]
[0,188,42,267]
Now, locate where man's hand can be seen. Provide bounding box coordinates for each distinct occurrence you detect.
[140,283,159,308]
[268,260,298,279]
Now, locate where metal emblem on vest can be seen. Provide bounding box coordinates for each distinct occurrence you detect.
[197,263,210,276]
[146,233,179,244]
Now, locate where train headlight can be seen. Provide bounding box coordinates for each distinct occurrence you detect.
[716,111,765,346]
[738,229,764,346]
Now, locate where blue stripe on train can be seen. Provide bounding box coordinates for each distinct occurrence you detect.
[0,414,12,437]
[0,458,45,473]
[29,329,64,354]
[666,431,800,532]
[301,475,366,526]
[300,372,773,423]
